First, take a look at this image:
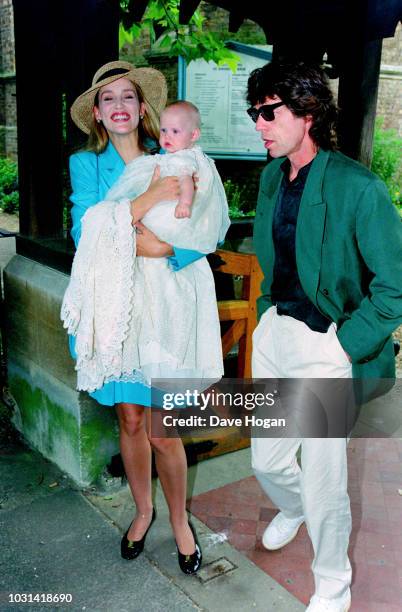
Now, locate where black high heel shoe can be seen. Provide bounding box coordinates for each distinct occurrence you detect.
[121,508,156,560]
[176,520,202,575]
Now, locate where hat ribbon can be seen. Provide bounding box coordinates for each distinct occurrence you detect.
[95,68,131,84]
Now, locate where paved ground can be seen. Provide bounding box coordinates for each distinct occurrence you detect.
[0,429,303,612]
[2,421,402,612]
[189,438,402,612]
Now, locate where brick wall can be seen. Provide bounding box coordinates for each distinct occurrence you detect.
[0,0,15,73]
[382,22,402,65]
[0,0,17,158]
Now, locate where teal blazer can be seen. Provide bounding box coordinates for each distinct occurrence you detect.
[253,149,402,379]
[69,141,203,269]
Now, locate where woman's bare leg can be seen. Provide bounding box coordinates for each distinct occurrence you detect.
[147,412,195,555]
[116,402,154,540]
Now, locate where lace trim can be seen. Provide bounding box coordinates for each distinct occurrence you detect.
[104,369,151,387]
[95,200,136,379]
[62,200,139,392]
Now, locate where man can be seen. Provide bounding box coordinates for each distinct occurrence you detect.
[247,62,402,612]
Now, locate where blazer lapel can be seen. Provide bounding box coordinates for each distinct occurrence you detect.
[254,161,283,281]
[296,149,330,301]
[262,178,281,275]
[98,141,125,193]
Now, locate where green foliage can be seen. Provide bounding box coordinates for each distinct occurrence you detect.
[372,118,401,212]
[0,156,19,214]
[224,179,255,219]
[119,0,240,70]
[2,192,19,214]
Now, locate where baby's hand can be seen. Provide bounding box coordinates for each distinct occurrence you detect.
[175,203,192,218]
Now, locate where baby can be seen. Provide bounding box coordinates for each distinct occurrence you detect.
[159,101,201,218]
[102,99,230,254]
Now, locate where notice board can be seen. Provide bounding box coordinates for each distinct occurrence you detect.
[178,42,272,160]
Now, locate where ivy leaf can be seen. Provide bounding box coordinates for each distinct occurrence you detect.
[119,24,133,48]
[218,53,240,73]
[159,33,173,49]
[119,0,241,71]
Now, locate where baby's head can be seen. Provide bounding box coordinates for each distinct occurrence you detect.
[159,101,201,153]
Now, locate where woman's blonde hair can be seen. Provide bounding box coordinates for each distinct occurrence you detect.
[85,80,160,154]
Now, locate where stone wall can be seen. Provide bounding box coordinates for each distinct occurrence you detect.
[0,0,17,158]
[3,256,120,486]
[377,24,402,134]
[0,0,14,73]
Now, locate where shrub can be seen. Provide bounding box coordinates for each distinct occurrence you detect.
[2,192,19,214]
[224,179,255,219]
[0,156,19,214]
[372,118,401,212]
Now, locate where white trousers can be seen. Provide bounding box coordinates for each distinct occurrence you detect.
[251,306,352,599]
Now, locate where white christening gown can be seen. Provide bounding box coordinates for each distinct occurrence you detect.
[62,146,230,393]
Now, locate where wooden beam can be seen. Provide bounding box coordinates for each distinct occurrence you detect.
[215,249,252,275]
[179,0,202,25]
[221,319,246,357]
[125,0,149,24]
[218,300,248,321]
[228,9,246,33]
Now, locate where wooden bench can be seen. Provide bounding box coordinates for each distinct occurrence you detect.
[214,249,263,378]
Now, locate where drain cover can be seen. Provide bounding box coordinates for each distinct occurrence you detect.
[197,557,237,583]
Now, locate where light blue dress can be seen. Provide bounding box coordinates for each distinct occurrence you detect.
[69,141,204,406]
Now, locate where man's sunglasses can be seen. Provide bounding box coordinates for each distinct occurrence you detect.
[247,102,285,123]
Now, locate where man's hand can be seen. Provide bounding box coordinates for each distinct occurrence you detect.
[134,221,173,257]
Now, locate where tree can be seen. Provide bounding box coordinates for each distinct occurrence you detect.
[119,0,239,70]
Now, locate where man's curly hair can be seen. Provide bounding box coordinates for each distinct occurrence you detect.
[247,62,338,151]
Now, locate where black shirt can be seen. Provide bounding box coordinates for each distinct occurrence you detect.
[271,158,330,333]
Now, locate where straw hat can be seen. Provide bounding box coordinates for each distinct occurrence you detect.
[71,60,168,134]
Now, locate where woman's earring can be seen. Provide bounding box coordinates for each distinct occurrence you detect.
[97,118,101,123]
[140,114,144,120]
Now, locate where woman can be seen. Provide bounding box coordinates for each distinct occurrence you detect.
[69,60,204,573]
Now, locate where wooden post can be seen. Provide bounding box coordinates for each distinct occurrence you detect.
[13,0,64,238]
[12,0,120,239]
[337,39,383,167]
[237,253,263,378]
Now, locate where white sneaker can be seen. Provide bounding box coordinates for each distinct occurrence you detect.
[306,589,351,612]
[262,512,304,550]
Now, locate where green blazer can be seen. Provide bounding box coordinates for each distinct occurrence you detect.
[253,148,402,379]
